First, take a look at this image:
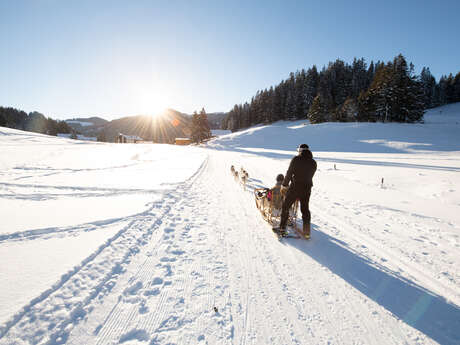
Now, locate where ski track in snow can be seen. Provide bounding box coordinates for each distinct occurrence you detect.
[0,158,207,345]
[0,194,169,244]
[312,196,460,305]
[2,140,460,344]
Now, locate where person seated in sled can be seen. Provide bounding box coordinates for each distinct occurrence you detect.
[266,173,285,214]
[255,173,285,217]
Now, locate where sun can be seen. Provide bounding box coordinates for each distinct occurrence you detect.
[131,83,172,118]
[146,96,170,118]
[150,108,168,119]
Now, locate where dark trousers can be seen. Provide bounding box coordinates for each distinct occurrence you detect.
[280,186,311,229]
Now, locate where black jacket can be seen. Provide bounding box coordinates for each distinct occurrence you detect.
[282,150,317,189]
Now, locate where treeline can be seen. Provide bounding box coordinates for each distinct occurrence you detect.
[0,106,72,135]
[222,54,460,131]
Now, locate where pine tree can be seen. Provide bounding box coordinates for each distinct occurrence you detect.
[358,63,393,122]
[438,76,448,105]
[308,96,327,123]
[420,67,436,108]
[331,59,352,108]
[294,69,306,119]
[405,63,425,122]
[46,118,59,135]
[265,87,275,123]
[453,72,460,102]
[26,111,47,133]
[351,58,368,99]
[390,56,425,122]
[57,120,72,134]
[273,84,283,122]
[191,108,211,142]
[339,97,359,122]
[357,90,371,121]
[285,72,296,119]
[361,55,424,123]
[406,78,425,122]
[445,74,455,103]
[278,80,288,120]
[304,66,319,118]
[200,108,212,139]
[367,60,375,87]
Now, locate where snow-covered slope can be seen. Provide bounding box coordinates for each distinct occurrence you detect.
[211,102,460,154]
[1,104,460,344]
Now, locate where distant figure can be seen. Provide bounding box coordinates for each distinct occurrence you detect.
[273,144,317,239]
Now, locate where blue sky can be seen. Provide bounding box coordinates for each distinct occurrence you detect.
[1,0,459,120]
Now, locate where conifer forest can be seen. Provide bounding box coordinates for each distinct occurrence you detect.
[222,54,460,131]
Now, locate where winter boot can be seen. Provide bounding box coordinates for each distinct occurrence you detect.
[302,222,311,239]
[273,226,288,237]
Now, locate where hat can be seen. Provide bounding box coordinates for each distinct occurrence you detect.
[297,144,309,152]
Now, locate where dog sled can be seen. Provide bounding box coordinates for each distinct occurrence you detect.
[254,187,301,236]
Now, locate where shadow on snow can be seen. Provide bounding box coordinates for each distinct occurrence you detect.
[210,119,460,154]
[210,145,460,173]
[286,225,460,345]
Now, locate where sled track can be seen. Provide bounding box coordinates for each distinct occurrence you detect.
[0,157,208,345]
[80,155,236,345]
[65,153,324,344]
[0,181,165,194]
[236,169,409,343]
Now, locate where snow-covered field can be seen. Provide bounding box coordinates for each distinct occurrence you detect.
[57,133,97,141]
[1,104,460,344]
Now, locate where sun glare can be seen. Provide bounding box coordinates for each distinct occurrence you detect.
[131,83,172,118]
[150,108,167,119]
[146,96,170,118]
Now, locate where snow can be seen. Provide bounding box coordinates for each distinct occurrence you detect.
[1,103,460,344]
[212,129,232,136]
[119,134,144,141]
[57,133,97,141]
[65,121,94,127]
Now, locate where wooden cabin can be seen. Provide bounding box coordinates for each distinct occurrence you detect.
[175,138,192,145]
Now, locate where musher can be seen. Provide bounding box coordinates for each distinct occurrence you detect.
[273,144,317,239]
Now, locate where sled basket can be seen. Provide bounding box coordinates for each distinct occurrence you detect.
[254,187,298,226]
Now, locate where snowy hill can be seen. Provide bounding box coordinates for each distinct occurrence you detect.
[64,110,192,143]
[211,102,460,154]
[1,104,460,344]
[99,110,191,143]
[65,117,108,127]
